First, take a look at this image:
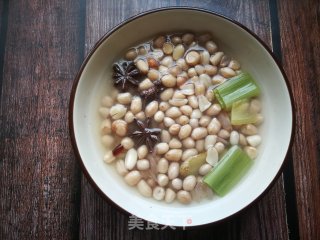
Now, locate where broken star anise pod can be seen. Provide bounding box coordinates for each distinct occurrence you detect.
[140,79,165,102]
[130,117,161,152]
[112,61,140,91]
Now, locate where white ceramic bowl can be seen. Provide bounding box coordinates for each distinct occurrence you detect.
[70,7,293,227]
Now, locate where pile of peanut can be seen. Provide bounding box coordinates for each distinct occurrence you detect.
[99,33,263,204]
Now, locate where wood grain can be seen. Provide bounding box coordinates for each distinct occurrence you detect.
[79,1,289,239]
[278,0,320,239]
[0,1,3,33]
[0,1,83,239]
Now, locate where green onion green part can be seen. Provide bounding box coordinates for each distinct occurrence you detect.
[214,73,260,109]
[231,99,258,125]
[203,145,253,196]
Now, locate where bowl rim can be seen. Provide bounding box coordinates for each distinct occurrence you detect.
[69,6,295,228]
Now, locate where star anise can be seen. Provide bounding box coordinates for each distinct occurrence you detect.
[130,118,161,152]
[112,61,140,91]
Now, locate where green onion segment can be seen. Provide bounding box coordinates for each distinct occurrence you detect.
[214,73,260,109]
[231,99,258,125]
[203,145,253,196]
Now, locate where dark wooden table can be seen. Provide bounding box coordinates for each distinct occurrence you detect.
[0,0,319,239]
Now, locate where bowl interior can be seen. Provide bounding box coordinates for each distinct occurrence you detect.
[72,8,292,227]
